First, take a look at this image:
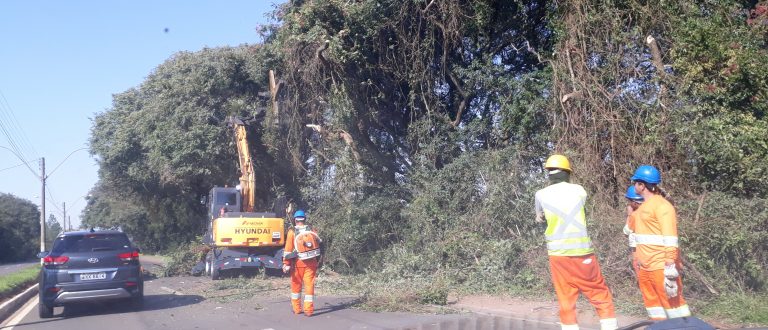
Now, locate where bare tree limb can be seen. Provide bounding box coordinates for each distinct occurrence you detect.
[561,90,583,103]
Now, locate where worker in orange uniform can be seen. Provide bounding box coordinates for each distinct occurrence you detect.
[628,165,690,320]
[535,155,617,330]
[282,210,322,316]
[622,185,644,273]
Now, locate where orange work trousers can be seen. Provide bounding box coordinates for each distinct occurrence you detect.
[290,260,318,316]
[549,254,616,326]
[636,268,689,320]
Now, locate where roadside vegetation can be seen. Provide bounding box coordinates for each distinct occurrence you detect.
[0,265,40,301]
[79,0,767,327]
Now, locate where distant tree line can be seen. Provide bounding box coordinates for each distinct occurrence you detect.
[0,193,62,262]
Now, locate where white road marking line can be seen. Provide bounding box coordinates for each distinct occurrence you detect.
[4,295,38,330]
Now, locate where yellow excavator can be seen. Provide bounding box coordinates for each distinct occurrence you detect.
[200,116,287,280]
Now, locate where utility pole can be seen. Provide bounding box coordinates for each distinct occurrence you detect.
[40,157,46,253]
[63,202,66,232]
[68,216,71,231]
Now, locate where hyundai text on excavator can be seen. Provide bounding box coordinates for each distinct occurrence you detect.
[201,116,287,280]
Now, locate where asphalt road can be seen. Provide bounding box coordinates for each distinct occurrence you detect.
[1,283,470,330]
[1,258,475,330]
[0,261,37,277]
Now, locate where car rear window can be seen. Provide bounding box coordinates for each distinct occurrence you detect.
[51,234,131,253]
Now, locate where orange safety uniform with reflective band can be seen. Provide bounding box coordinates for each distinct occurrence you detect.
[283,225,320,316]
[628,194,690,320]
[549,255,616,327]
[630,195,678,270]
[535,182,617,330]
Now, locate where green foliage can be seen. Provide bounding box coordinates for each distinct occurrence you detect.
[694,293,768,325]
[82,0,768,319]
[678,192,767,292]
[0,265,40,299]
[0,193,40,262]
[86,46,294,251]
[161,237,208,277]
[670,2,768,196]
[45,214,62,248]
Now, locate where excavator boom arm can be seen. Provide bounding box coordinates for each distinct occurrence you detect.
[231,117,255,212]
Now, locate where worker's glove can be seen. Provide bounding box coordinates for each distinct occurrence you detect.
[282,265,291,273]
[663,264,679,279]
[664,277,679,298]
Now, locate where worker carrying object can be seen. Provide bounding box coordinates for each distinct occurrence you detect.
[627,165,691,320]
[535,155,618,330]
[623,185,644,272]
[282,210,322,316]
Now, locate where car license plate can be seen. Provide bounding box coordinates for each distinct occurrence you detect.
[80,272,107,280]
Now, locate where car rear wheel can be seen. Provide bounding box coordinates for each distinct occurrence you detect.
[131,283,144,308]
[38,301,53,318]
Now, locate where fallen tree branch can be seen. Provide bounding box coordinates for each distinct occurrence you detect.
[682,256,719,295]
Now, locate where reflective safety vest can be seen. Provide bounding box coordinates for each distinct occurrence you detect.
[294,227,322,260]
[628,194,679,271]
[535,182,594,256]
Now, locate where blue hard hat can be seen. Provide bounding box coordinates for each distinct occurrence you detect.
[631,165,661,184]
[293,210,306,220]
[625,185,644,202]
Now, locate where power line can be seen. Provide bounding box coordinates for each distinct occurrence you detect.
[0,145,38,178]
[47,147,89,177]
[0,89,39,177]
[0,161,28,173]
[45,183,65,220]
[0,90,38,160]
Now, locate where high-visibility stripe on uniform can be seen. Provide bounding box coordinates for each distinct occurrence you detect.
[635,234,678,247]
[561,324,580,330]
[535,183,594,256]
[646,306,667,319]
[298,249,321,260]
[304,294,314,302]
[666,304,691,318]
[291,292,300,299]
[539,198,588,241]
[547,241,592,251]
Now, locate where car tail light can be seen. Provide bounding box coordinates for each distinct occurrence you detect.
[48,287,61,293]
[220,238,232,243]
[43,255,69,266]
[125,281,138,287]
[118,251,140,261]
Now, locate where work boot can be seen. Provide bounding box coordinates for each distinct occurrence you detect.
[303,301,314,316]
[291,298,301,314]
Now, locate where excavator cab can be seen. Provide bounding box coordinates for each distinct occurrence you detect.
[209,187,241,219]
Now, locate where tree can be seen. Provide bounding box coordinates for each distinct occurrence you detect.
[46,214,62,248]
[86,46,295,251]
[0,193,40,262]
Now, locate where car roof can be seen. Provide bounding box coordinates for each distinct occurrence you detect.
[57,230,126,237]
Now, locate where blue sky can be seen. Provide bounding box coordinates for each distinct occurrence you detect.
[0,1,283,230]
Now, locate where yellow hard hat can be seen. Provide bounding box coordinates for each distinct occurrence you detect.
[544,154,572,172]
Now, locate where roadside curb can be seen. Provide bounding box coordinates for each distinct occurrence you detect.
[0,284,38,323]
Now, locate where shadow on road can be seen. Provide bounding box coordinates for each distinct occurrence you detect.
[0,293,204,329]
[311,297,363,317]
[62,293,204,318]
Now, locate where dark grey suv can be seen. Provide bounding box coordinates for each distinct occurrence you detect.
[37,230,144,318]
